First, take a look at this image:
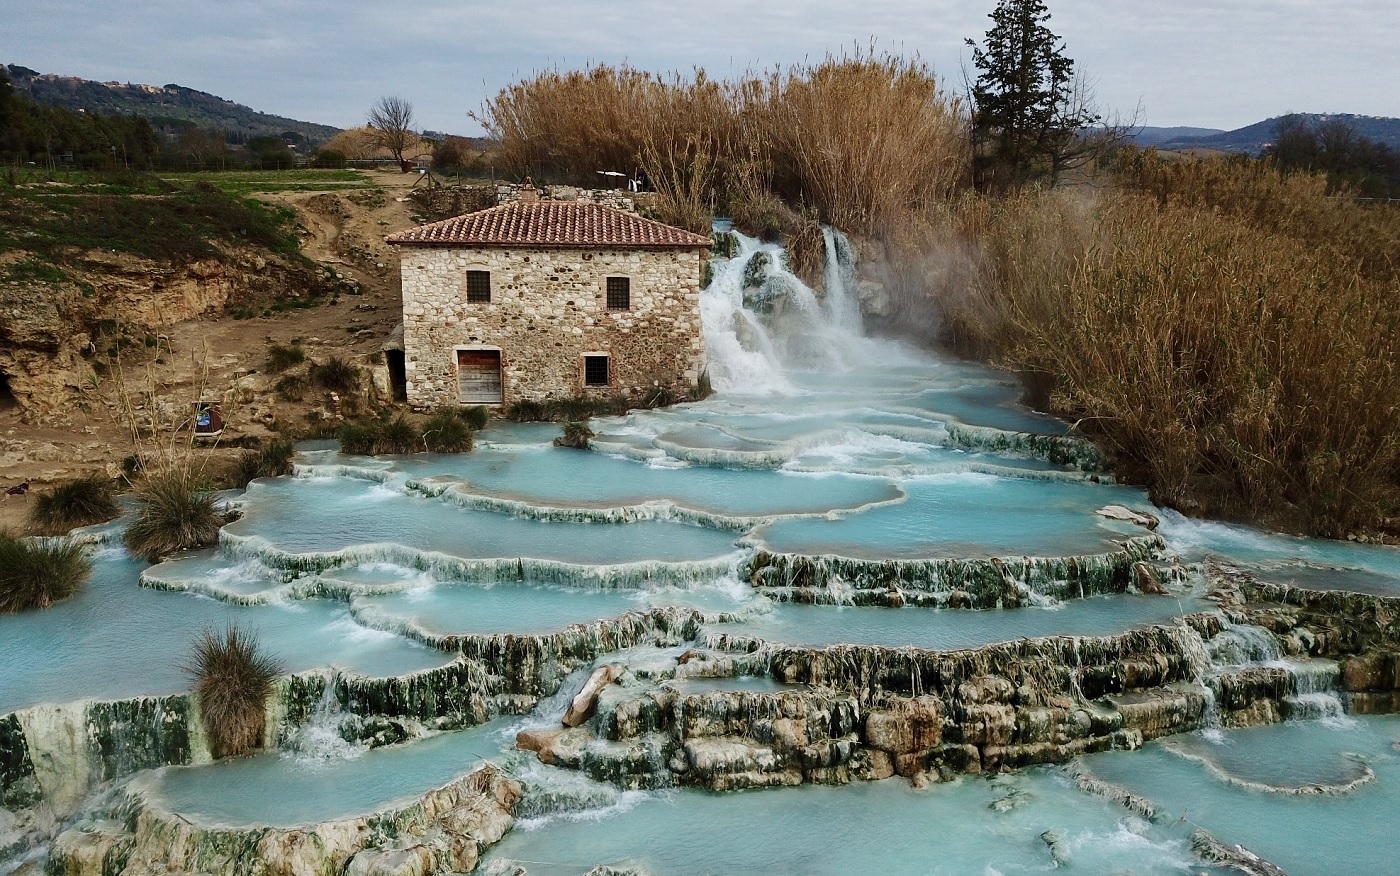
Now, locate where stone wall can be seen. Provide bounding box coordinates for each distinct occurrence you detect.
[400,245,706,407]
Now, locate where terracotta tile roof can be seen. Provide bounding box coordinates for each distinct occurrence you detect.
[386,201,711,249]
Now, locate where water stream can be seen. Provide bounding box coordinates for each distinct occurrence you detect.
[7,224,1400,874]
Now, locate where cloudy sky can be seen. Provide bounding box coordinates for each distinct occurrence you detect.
[5,0,1396,134]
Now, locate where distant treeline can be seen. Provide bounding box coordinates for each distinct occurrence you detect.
[0,69,343,171]
[1266,114,1400,198]
[5,63,340,145]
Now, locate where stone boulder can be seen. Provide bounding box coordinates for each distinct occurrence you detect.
[563,665,623,728]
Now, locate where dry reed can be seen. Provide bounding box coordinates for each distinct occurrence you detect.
[475,54,970,239]
[943,158,1400,536]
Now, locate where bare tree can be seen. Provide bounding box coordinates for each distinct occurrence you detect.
[368,96,417,171]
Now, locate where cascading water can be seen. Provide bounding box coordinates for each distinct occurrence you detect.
[12,219,1400,876]
[821,225,864,335]
[700,225,875,393]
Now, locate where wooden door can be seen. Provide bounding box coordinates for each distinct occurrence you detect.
[456,349,503,404]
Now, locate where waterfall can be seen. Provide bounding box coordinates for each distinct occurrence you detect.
[1206,623,1281,666]
[700,227,868,394]
[283,680,365,763]
[1282,659,1352,725]
[821,226,864,335]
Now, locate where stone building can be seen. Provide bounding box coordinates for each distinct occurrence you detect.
[386,198,710,408]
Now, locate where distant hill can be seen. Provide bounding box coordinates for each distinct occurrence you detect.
[1129,126,1225,148]
[1137,114,1400,154]
[4,63,341,145]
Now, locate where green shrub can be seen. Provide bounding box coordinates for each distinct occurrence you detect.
[28,474,119,534]
[0,532,91,612]
[265,343,306,373]
[308,356,361,393]
[459,405,490,431]
[337,420,379,455]
[311,149,348,169]
[422,409,474,453]
[123,467,228,562]
[231,439,296,488]
[376,415,419,454]
[275,372,308,401]
[186,625,284,758]
[554,421,595,450]
[505,399,550,422]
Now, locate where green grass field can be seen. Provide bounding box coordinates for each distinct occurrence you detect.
[158,169,375,196]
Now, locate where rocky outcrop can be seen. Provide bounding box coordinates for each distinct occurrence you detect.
[1215,570,1400,713]
[520,618,1230,790]
[0,695,200,821]
[745,536,1167,608]
[48,764,522,876]
[0,247,325,423]
[942,423,1107,472]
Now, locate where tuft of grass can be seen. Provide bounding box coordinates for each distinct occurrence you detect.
[554,421,594,450]
[376,415,419,454]
[0,532,91,613]
[505,393,670,422]
[459,405,490,431]
[422,408,475,453]
[275,372,308,401]
[186,625,284,758]
[28,474,119,534]
[503,399,550,422]
[308,357,362,393]
[637,385,676,409]
[231,439,296,488]
[265,343,306,373]
[123,467,228,563]
[337,420,379,455]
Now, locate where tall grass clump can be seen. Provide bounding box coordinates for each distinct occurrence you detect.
[554,421,594,449]
[338,410,483,455]
[741,53,969,237]
[477,65,737,187]
[308,356,362,393]
[265,342,306,373]
[0,532,91,612]
[186,625,284,758]
[945,158,1400,537]
[230,439,296,488]
[124,466,229,562]
[422,408,475,453]
[28,474,119,534]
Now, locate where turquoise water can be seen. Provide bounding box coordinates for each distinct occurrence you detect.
[485,769,1219,876]
[149,719,514,827]
[352,580,751,637]
[706,594,1207,650]
[0,546,447,714]
[1084,716,1400,876]
[227,476,744,565]
[1158,509,1400,594]
[755,474,1146,559]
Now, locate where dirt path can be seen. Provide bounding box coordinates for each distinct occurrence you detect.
[0,169,426,533]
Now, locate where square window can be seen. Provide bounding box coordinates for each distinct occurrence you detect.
[606,276,630,310]
[466,270,491,303]
[584,355,610,387]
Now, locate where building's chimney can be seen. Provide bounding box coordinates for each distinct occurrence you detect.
[518,178,539,202]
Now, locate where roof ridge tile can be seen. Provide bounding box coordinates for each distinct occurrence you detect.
[386,200,710,248]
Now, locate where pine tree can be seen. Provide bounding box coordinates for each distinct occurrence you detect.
[966,0,1099,189]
